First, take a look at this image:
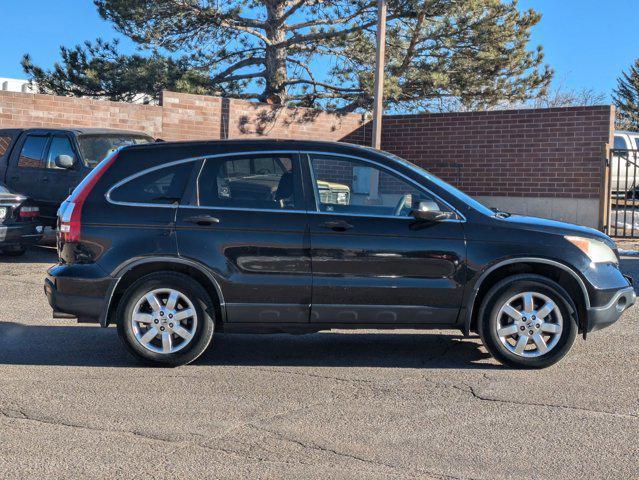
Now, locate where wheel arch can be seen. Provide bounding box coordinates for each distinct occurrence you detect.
[465,257,590,335]
[101,256,226,328]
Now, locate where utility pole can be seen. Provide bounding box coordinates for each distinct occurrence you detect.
[365,0,386,202]
[371,0,387,150]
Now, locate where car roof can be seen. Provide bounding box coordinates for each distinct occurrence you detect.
[121,138,376,157]
[0,127,152,137]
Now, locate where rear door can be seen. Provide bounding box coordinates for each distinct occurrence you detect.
[175,152,312,324]
[7,132,49,202]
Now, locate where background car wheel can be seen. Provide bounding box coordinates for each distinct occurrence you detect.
[116,272,215,367]
[1,246,26,257]
[478,274,577,369]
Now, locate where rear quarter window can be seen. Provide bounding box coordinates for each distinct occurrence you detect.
[108,162,194,205]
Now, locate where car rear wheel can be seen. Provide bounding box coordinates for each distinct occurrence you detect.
[116,272,215,367]
[478,274,577,369]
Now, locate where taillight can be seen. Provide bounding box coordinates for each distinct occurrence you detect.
[19,206,39,218]
[59,151,119,243]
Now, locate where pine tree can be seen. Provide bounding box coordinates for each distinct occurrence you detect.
[23,0,553,112]
[613,59,639,130]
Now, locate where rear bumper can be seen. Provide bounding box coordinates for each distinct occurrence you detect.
[586,286,636,332]
[0,223,42,247]
[45,264,115,323]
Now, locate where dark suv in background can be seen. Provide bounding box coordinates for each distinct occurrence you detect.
[0,128,153,225]
[45,140,635,368]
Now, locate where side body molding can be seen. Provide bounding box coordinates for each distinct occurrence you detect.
[464,257,591,335]
[100,256,226,327]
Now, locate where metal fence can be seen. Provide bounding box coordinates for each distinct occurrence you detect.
[608,148,639,238]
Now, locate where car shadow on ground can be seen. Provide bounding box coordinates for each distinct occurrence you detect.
[0,245,58,264]
[0,321,500,370]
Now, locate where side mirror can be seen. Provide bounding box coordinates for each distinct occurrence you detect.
[411,202,453,222]
[55,154,75,169]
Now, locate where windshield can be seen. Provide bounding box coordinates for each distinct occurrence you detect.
[372,148,496,217]
[78,134,153,167]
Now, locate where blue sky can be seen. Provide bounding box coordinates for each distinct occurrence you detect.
[1,0,637,101]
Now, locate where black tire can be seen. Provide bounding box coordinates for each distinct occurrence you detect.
[116,272,215,367]
[478,274,577,369]
[1,246,26,257]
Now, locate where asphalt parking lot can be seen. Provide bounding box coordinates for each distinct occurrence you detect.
[0,247,637,479]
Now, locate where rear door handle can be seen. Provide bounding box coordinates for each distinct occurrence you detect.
[319,220,354,232]
[184,214,221,226]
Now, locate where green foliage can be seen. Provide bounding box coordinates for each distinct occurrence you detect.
[23,0,552,112]
[613,59,639,131]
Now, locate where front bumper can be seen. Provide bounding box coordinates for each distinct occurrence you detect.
[0,223,42,247]
[586,285,636,332]
[45,264,115,323]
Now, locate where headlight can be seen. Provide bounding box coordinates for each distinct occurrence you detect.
[565,236,618,264]
[0,207,6,220]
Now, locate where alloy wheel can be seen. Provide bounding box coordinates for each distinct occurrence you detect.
[130,288,198,354]
[495,291,563,357]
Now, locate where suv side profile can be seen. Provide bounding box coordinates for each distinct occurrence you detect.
[45,140,635,368]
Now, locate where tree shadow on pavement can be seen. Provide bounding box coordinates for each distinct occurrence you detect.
[0,321,500,370]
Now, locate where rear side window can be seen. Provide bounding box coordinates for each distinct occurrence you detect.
[109,162,194,205]
[196,155,299,210]
[18,135,48,168]
[0,136,11,157]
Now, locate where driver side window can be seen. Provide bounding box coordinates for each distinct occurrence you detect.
[308,154,443,217]
[46,136,76,169]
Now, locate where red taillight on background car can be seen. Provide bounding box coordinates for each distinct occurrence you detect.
[59,152,119,243]
[19,206,39,218]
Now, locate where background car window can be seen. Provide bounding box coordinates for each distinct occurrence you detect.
[18,135,48,169]
[309,154,444,217]
[46,136,76,169]
[0,136,11,157]
[77,134,153,167]
[109,163,194,205]
[197,155,297,210]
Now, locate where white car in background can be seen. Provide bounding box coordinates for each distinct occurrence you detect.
[612,131,639,195]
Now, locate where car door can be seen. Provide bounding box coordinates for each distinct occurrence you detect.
[304,152,466,325]
[40,134,86,221]
[7,133,49,202]
[175,151,311,324]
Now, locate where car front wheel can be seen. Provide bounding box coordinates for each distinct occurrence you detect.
[478,274,577,369]
[116,272,215,367]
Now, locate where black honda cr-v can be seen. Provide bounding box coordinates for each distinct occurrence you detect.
[45,140,635,368]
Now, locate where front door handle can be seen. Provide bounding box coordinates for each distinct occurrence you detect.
[319,220,354,232]
[184,214,221,226]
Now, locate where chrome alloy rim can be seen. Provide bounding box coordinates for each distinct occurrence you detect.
[496,292,563,358]
[131,288,198,354]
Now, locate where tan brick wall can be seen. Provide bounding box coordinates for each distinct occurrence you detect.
[160,91,365,142]
[0,90,162,137]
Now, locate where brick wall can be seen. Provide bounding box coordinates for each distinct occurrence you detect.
[160,91,364,142]
[343,106,613,200]
[0,90,163,138]
[0,89,613,208]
